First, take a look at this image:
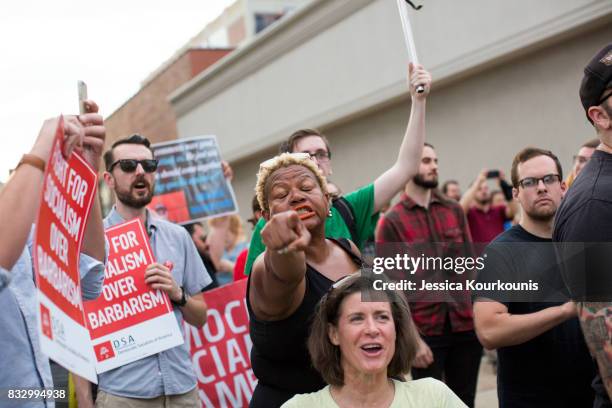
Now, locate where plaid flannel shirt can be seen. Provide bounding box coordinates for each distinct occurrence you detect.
[376,191,474,336]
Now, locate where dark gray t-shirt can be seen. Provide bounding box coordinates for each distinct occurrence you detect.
[553,149,612,407]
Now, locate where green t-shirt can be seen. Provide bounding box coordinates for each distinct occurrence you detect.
[244,183,375,275]
[281,378,467,408]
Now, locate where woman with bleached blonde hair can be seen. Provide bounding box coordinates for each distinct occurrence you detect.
[247,153,362,408]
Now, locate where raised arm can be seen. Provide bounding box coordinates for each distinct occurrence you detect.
[250,211,311,320]
[76,101,106,262]
[373,64,431,212]
[0,117,83,271]
[459,170,487,213]
[207,216,230,272]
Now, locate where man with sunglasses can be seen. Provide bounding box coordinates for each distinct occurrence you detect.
[474,147,595,407]
[243,63,432,276]
[554,43,612,407]
[77,134,212,408]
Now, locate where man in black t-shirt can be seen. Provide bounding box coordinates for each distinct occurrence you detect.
[553,43,612,407]
[474,147,595,407]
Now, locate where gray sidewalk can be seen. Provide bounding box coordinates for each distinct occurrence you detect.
[475,356,498,408]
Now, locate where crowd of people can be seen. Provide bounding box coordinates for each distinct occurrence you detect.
[0,42,611,408]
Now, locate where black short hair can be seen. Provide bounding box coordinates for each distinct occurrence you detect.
[103,134,154,171]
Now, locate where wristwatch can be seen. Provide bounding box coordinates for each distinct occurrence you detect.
[172,286,188,307]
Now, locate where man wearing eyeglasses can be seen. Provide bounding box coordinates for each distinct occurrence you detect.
[243,63,432,276]
[473,147,596,407]
[554,43,612,407]
[76,134,212,408]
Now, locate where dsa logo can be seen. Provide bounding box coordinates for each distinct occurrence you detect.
[40,304,53,340]
[113,335,136,350]
[94,341,116,362]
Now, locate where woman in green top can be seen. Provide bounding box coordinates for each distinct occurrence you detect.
[282,273,466,408]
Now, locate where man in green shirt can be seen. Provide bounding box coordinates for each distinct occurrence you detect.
[244,63,432,275]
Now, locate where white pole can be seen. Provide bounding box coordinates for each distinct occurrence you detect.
[395,0,424,93]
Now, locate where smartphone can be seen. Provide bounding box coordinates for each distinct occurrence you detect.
[486,170,500,179]
[78,80,88,114]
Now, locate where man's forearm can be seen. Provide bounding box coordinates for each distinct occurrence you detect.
[475,302,573,349]
[0,165,44,270]
[81,195,105,262]
[373,100,426,212]
[459,183,478,212]
[72,374,94,408]
[180,293,208,328]
[578,302,612,399]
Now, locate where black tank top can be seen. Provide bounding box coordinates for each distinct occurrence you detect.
[247,238,362,408]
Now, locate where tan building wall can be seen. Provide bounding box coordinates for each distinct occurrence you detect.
[323,24,612,198]
[104,48,231,150]
[170,0,612,224]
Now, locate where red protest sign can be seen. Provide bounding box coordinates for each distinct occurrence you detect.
[185,279,256,408]
[84,218,183,373]
[85,218,169,338]
[35,118,96,324]
[34,116,99,381]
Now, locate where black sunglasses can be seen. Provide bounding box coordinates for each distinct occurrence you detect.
[108,159,158,173]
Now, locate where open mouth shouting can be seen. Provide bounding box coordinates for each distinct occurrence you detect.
[360,343,384,357]
[292,204,316,220]
[132,179,150,194]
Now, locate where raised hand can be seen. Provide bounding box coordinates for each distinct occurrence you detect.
[408,63,432,100]
[261,211,311,255]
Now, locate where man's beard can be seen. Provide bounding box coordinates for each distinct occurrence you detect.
[475,196,491,206]
[525,203,557,222]
[413,173,438,189]
[115,177,154,209]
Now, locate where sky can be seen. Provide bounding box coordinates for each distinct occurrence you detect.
[0,0,235,182]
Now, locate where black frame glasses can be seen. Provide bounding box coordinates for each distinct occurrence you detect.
[108,159,159,173]
[301,150,331,162]
[518,174,561,189]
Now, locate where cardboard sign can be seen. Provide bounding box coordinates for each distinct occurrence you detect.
[34,116,98,382]
[149,136,238,224]
[84,218,184,373]
[185,279,256,407]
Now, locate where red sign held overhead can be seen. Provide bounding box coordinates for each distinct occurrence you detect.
[34,116,99,382]
[34,118,96,324]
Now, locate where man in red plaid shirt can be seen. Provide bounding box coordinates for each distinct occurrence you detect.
[376,143,482,408]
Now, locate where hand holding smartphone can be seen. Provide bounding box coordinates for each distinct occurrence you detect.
[486,170,500,179]
[77,80,87,149]
[78,80,88,115]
